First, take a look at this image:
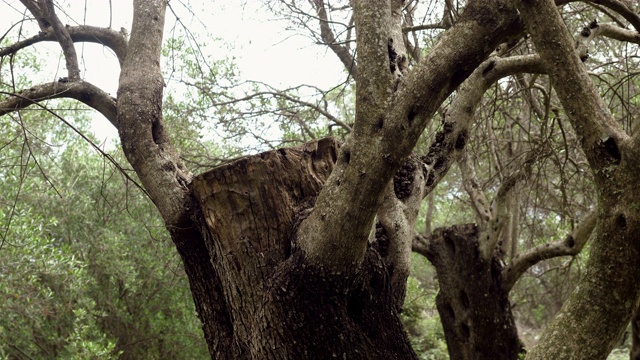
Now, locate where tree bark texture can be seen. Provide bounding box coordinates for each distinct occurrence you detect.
[516,1,640,358]
[424,224,522,360]
[191,138,416,359]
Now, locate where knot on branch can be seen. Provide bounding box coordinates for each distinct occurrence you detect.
[393,155,418,200]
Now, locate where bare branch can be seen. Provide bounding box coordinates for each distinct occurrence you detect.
[311,0,357,78]
[211,90,351,132]
[458,150,491,224]
[401,1,424,63]
[37,0,80,80]
[479,150,537,261]
[0,81,117,125]
[402,23,448,32]
[0,26,128,66]
[583,0,640,32]
[502,209,597,291]
[599,22,640,44]
[18,0,48,31]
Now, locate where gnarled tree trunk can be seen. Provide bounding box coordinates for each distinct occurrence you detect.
[424,225,521,360]
[190,138,417,359]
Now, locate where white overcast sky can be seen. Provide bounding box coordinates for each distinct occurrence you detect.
[1,0,345,145]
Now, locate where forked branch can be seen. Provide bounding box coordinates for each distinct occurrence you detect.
[502,209,597,291]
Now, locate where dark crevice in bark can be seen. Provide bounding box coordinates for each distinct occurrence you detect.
[393,158,417,200]
[255,249,417,359]
[373,222,390,258]
[425,224,522,360]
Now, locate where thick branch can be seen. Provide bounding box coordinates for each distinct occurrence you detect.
[375,155,425,310]
[18,0,48,31]
[411,233,431,259]
[502,209,597,291]
[422,54,545,200]
[117,0,192,226]
[0,26,128,66]
[298,0,522,269]
[583,0,640,32]
[116,2,227,357]
[517,1,640,358]
[599,22,640,44]
[0,81,117,125]
[517,0,627,173]
[38,0,80,80]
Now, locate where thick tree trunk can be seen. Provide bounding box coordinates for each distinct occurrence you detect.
[424,224,522,360]
[190,138,417,359]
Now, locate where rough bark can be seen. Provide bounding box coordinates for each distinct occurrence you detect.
[297,0,522,271]
[423,225,522,360]
[114,2,231,357]
[373,155,425,311]
[191,138,417,359]
[516,0,640,358]
[9,1,639,358]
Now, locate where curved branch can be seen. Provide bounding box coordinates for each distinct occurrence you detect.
[422,55,545,201]
[38,0,80,80]
[18,0,48,31]
[583,0,640,33]
[578,21,640,62]
[311,0,357,79]
[0,81,117,125]
[412,232,432,260]
[599,22,640,44]
[0,25,128,66]
[502,209,597,292]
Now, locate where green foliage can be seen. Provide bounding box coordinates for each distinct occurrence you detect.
[402,256,449,359]
[0,212,118,359]
[0,100,208,358]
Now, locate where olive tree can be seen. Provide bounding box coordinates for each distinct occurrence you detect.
[2,0,640,358]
